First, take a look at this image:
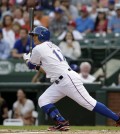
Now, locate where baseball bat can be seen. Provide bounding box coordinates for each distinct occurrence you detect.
[29,8,34,53]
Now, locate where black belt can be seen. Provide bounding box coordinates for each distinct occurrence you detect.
[55,68,71,84]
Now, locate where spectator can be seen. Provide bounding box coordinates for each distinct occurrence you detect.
[75,5,94,34]
[58,20,83,40]
[108,3,120,33]
[40,0,54,10]
[94,9,108,33]
[22,12,30,31]
[34,7,49,28]
[99,0,108,8]
[13,7,24,25]
[49,0,61,19]
[0,93,8,125]
[13,89,35,125]
[14,0,25,6]
[107,0,116,20]
[79,62,96,83]
[0,29,10,60]
[59,32,81,60]
[26,0,38,9]
[2,15,15,49]
[12,22,21,39]
[12,28,32,59]
[0,0,10,19]
[49,7,68,37]
[60,0,79,20]
[33,19,42,27]
[89,4,98,22]
[71,0,93,6]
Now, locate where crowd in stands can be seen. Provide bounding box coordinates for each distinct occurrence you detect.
[0,0,120,60]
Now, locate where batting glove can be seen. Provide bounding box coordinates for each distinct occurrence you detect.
[23,53,31,61]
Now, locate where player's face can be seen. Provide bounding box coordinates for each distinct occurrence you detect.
[33,35,39,45]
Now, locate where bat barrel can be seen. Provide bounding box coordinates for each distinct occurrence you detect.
[29,8,34,52]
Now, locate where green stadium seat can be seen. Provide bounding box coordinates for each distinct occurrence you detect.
[105,33,115,39]
[90,39,110,67]
[109,38,120,59]
[79,40,91,58]
[85,33,102,44]
[85,33,98,39]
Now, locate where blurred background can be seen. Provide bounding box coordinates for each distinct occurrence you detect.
[0,0,120,127]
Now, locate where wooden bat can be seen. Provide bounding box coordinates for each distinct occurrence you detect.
[29,8,34,53]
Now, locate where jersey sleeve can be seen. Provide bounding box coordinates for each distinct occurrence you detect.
[29,47,41,66]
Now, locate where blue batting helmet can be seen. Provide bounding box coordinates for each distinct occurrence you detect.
[29,26,50,42]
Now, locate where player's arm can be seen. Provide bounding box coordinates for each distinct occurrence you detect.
[32,67,45,83]
[23,48,40,70]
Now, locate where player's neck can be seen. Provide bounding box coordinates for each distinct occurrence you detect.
[35,41,42,45]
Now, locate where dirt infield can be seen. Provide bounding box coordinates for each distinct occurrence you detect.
[1,130,120,134]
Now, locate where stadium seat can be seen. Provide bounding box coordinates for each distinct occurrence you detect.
[85,33,98,39]
[109,38,120,59]
[105,33,114,39]
[79,40,91,58]
[85,33,101,44]
[90,39,110,67]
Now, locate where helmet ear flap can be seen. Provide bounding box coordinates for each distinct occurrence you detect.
[38,30,46,42]
[38,34,43,42]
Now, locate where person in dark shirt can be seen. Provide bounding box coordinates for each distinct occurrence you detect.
[12,28,34,59]
[0,93,8,125]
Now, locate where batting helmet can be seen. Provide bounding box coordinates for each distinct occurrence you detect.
[29,26,50,42]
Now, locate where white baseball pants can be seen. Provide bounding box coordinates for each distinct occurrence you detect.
[38,70,97,111]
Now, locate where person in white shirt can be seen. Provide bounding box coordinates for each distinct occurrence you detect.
[79,62,96,83]
[13,89,35,125]
[13,8,24,26]
[2,15,15,49]
[59,32,81,60]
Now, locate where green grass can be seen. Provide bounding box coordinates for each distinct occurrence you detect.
[0,126,120,131]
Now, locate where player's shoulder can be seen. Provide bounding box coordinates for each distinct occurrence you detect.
[33,41,58,51]
[42,41,58,49]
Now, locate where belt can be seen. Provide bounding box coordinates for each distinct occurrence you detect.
[55,68,71,84]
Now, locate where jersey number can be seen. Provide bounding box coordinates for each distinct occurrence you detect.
[53,50,65,61]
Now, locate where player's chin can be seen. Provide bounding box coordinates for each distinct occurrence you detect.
[34,42,38,45]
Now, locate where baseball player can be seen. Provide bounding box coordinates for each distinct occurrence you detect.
[23,26,120,131]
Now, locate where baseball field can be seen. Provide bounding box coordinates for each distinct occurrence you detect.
[0,126,120,134]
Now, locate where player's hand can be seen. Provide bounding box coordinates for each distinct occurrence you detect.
[23,53,31,61]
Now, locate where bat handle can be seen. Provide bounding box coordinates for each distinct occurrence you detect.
[30,46,32,53]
